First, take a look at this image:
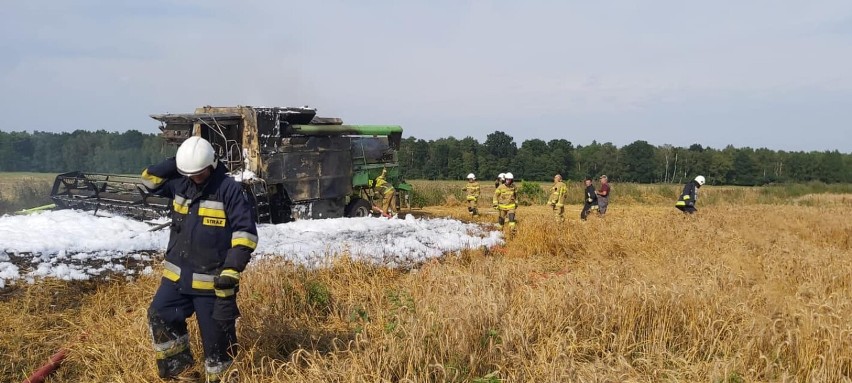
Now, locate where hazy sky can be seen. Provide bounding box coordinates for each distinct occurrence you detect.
[1,1,850,152]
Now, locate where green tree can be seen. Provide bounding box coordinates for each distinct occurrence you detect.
[458,137,480,179]
[513,139,550,181]
[730,147,758,185]
[817,150,844,183]
[620,140,656,183]
[481,131,517,179]
[547,139,575,179]
[707,147,734,185]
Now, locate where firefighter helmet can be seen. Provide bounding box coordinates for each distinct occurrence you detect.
[176,136,217,176]
[504,172,514,180]
[467,173,475,180]
[695,175,706,186]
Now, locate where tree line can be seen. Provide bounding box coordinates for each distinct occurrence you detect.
[398,131,852,185]
[0,130,172,174]
[1,130,850,185]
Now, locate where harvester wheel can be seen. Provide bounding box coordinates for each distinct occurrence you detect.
[345,198,373,218]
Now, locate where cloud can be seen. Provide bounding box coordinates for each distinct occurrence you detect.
[1,0,850,151]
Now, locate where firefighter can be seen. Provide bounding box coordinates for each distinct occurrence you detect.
[547,174,568,221]
[676,175,705,214]
[374,168,396,216]
[141,136,258,383]
[463,173,480,216]
[495,173,506,188]
[492,172,518,233]
[580,177,597,220]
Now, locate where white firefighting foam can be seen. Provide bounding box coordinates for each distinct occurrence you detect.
[0,210,503,288]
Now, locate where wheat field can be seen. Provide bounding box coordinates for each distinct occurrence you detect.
[1,181,851,382]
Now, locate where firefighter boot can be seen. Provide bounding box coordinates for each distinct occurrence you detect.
[497,216,504,229]
[157,348,196,380]
[150,307,196,380]
[472,207,479,216]
[206,359,236,383]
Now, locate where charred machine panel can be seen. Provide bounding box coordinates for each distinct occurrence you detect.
[51,105,411,224]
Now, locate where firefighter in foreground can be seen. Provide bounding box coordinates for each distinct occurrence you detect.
[676,175,705,214]
[463,173,480,216]
[547,174,568,221]
[374,168,396,216]
[493,172,518,233]
[141,137,258,382]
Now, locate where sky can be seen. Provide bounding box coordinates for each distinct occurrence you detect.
[1,1,850,152]
[0,210,503,287]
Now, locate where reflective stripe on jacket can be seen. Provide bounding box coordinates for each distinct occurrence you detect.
[464,181,481,201]
[493,184,517,210]
[374,176,395,195]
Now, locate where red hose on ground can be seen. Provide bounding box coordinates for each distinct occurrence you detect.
[372,205,393,218]
[24,348,67,383]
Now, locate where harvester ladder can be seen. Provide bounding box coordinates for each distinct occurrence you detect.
[249,181,272,224]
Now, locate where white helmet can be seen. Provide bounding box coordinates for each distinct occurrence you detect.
[504,172,514,180]
[695,175,706,186]
[467,173,475,180]
[498,173,506,180]
[176,136,217,176]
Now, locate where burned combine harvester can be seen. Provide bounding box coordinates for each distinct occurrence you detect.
[50,106,412,224]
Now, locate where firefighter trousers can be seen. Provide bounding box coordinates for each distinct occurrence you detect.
[149,279,239,381]
[497,209,516,231]
[381,190,396,214]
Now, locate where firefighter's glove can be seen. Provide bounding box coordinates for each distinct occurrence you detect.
[213,269,240,298]
[587,198,593,203]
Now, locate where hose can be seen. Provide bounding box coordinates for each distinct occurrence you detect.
[23,348,67,383]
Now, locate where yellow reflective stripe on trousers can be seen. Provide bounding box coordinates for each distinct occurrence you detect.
[676,201,686,206]
[141,169,164,190]
[683,195,691,200]
[206,360,233,382]
[154,334,189,360]
[191,273,215,290]
[198,200,226,218]
[163,261,180,281]
[498,203,516,210]
[231,231,258,249]
[172,195,189,215]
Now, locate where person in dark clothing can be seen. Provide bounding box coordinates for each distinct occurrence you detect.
[141,136,258,382]
[676,175,705,214]
[595,175,611,217]
[580,177,598,220]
